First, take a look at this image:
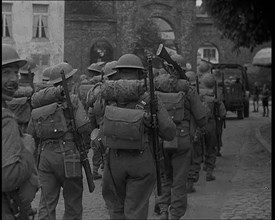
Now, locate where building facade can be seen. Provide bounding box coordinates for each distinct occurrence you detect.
[64,0,271,78]
[2,0,64,82]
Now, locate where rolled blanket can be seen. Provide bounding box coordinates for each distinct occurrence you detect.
[101,80,146,102]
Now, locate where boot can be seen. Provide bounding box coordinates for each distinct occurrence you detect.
[186,181,196,193]
[159,211,168,220]
[206,171,216,181]
[216,151,222,157]
[93,172,102,180]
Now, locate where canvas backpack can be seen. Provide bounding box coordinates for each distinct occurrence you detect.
[102,105,146,150]
[7,97,31,124]
[156,91,185,124]
[200,94,215,118]
[31,102,68,140]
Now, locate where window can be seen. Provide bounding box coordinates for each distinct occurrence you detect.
[197,46,219,64]
[32,4,49,39]
[203,48,216,60]
[2,3,12,38]
[31,54,50,66]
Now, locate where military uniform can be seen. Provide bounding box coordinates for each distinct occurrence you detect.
[91,54,177,219]
[2,44,38,220]
[27,63,92,220]
[189,73,226,183]
[154,73,207,219]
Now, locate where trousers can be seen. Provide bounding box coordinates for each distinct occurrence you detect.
[157,136,192,219]
[37,144,83,220]
[102,147,156,219]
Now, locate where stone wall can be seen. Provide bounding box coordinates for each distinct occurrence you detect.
[64,0,271,77]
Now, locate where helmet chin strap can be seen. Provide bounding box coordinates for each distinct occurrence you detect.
[2,90,14,101]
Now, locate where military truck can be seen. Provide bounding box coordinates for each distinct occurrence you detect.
[211,64,250,119]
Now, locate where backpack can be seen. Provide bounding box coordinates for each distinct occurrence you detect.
[31,102,68,140]
[200,94,215,118]
[102,105,146,150]
[7,97,31,124]
[156,91,185,123]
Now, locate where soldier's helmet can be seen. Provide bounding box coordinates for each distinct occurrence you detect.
[87,62,104,75]
[198,60,211,73]
[49,62,78,85]
[201,73,215,89]
[171,54,186,69]
[42,66,53,82]
[2,44,27,68]
[103,61,118,77]
[19,57,37,74]
[185,71,196,84]
[113,54,144,70]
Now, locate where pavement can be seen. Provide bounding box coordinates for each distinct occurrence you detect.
[30,100,272,220]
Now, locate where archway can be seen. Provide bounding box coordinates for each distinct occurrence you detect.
[90,39,113,64]
[150,17,177,55]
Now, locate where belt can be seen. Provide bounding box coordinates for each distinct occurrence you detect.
[113,148,145,156]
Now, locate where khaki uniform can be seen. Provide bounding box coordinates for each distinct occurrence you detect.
[188,87,226,182]
[27,86,92,220]
[89,79,176,219]
[2,102,36,220]
[156,86,207,219]
[6,80,33,133]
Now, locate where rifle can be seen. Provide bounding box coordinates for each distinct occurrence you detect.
[213,80,221,154]
[196,75,200,95]
[156,44,187,80]
[60,70,95,193]
[221,71,226,129]
[5,191,30,220]
[147,55,163,196]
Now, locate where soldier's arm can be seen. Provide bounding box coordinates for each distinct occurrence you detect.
[31,86,64,108]
[157,98,177,141]
[71,95,94,148]
[2,115,35,192]
[188,87,208,128]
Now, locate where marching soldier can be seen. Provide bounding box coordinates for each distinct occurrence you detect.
[197,73,226,182]
[87,54,176,219]
[27,62,93,220]
[6,57,36,133]
[2,44,38,220]
[154,55,208,220]
[86,60,119,179]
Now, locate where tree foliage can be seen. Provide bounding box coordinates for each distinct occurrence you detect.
[203,0,272,51]
[133,19,164,65]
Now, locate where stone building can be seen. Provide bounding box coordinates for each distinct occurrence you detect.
[64,0,271,76]
[2,0,64,82]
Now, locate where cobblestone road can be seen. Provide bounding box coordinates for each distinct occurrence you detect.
[32,110,271,220]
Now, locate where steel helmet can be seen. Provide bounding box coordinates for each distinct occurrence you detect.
[114,54,144,70]
[171,54,186,69]
[2,44,27,68]
[103,61,117,77]
[42,66,53,82]
[185,71,196,84]
[87,62,104,74]
[198,60,211,73]
[201,73,215,89]
[19,57,37,74]
[49,62,78,85]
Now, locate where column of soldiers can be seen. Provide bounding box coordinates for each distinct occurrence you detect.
[2,44,226,220]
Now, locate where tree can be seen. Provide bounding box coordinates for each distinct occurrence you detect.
[133,19,164,66]
[203,0,272,51]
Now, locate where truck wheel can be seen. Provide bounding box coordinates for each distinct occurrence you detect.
[237,110,244,119]
[244,100,249,118]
